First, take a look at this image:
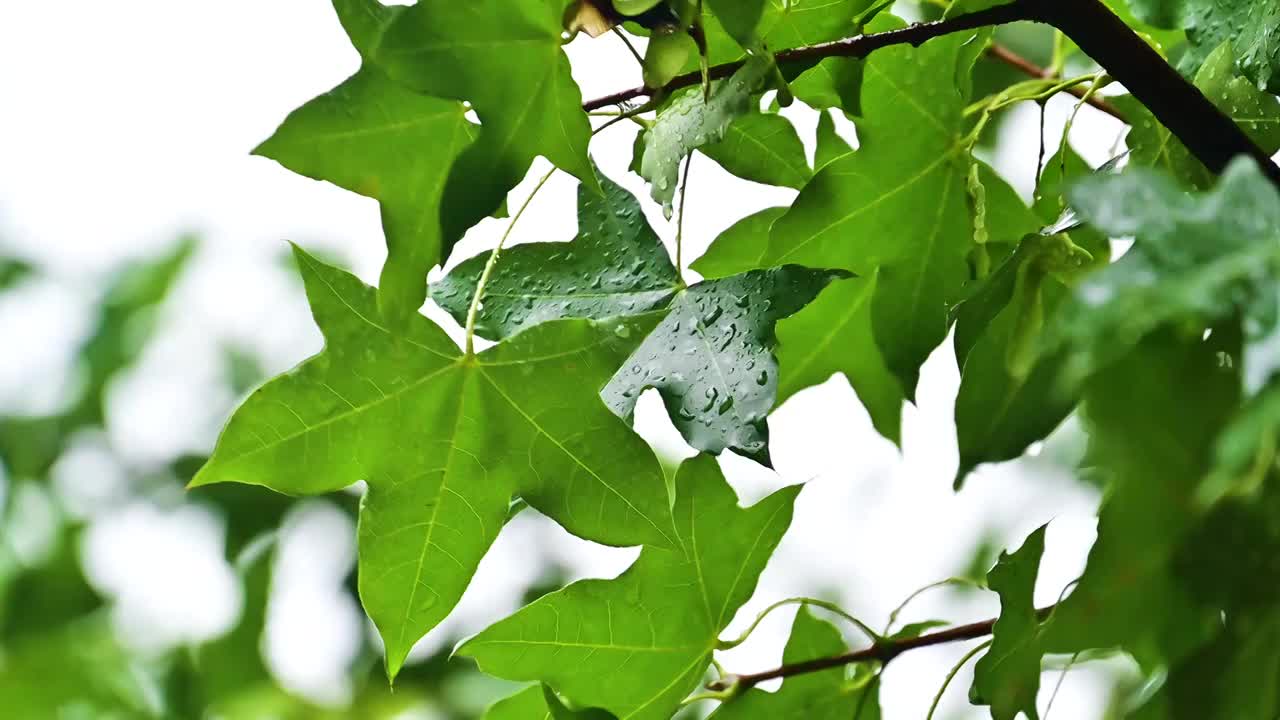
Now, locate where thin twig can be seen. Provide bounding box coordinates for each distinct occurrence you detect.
[463,168,557,355]
[926,639,992,720]
[582,2,1028,111]
[985,43,1125,121]
[709,606,1054,691]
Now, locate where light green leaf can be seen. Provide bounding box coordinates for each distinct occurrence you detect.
[193,248,674,678]
[642,55,775,216]
[603,265,849,463]
[700,112,812,189]
[705,0,767,47]
[691,207,787,279]
[709,608,877,719]
[255,68,476,322]
[970,526,1046,720]
[432,172,681,341]
[354,0,597,250]
[764,19,981,394]
[460,455,800,720]
[1043,328,1241,661]
[1121,42,1280,190]
[483,686,552,720]
[1058,157,1280,385]
[814,110,853,171]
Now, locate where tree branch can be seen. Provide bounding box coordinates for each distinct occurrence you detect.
[708,606,1054,692]
[583,0,1280,188]
[582,2,1029,111]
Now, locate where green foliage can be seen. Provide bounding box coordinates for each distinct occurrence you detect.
[122,0,1280,717]
[641,55,775,215]
[195,248,674,677]
[1130,0,1280,92]
[459,456,798,720]
[709,608,878,719]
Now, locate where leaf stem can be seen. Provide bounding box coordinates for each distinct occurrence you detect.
[717,597,879,652]
[675,154,693,273]
[463,168,557,356]
[925,639,992,720]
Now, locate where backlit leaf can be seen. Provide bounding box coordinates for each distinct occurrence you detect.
[460,456,800,720]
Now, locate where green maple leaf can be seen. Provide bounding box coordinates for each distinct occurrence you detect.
[763,17,991,395]
[1130,0,1280,92]
[192,248,675,679]
[435,171,845,462]
[1120,42,1280,191]
[459,455,800,720]
[700,111,812,190]
[970,526,1047,720]
[814,110,854,171]
[255,67,476,322]
[641,55,775,216]
[343,0,597,253]
[709,607,878,719]
[1056,157,1280,386]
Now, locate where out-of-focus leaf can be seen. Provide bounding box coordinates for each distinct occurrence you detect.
[1057,157,1280,386]
[432,172,681,341]
[1121,42,1280,190]
[970,526,1047,720]
[437,173,846,462]
[1129,0,1280,92]
[459,456,799,720]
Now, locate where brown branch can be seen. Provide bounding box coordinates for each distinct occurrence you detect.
[708,606,1054,692]
[582,2,1030,111]
[583,0,1280,189]
[984,43,1125,121]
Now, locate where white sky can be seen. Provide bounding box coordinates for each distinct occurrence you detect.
[0,2,1136,717]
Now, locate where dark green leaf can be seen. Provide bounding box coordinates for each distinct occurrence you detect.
[1120,42,1280,190]
[1058,157,1280,385]
[432,172,681,341]
[603,265,849,463]
[460,456,800,720]
[1130,0,1280,92]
